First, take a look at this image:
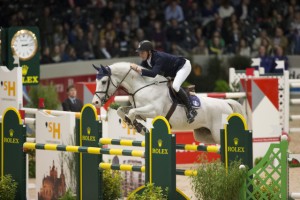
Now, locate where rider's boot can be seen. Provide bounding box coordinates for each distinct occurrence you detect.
[177,88,197,123]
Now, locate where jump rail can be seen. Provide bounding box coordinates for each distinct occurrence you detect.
[23,142,145,157]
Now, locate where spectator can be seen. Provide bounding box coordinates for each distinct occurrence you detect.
[40,47,54,64]
[261,37,273,55]
[191,27,206,48]
[39,7,54,47]
[252,30,271,55]
[95,39,112,59]
[218,0,235,19]
[61,45,78,62]
[185,1,202,25]
[126,9,140,31]
[236,38,251,57]
[166,18,185,48]
[235,0,250,20]
[202,0,219,26]
[99,22,116,42]
[62,85,83,112]
[273,27,289,53]
[258,45,274,73]
[272,45,288,72]
[208,35,225,55]
[164,0,185,22]
[51,45,62,63]
[149,21,166,51]
[192,39,209,55]
[73,28,90,60]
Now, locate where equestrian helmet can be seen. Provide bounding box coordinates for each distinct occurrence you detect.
[136,40,153,52]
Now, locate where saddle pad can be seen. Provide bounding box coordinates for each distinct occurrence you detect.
[190,95,201,108]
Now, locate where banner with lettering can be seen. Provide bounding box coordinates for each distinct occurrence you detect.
[0,66,22,115]
[35,111,76,199]
[103,109,145,197]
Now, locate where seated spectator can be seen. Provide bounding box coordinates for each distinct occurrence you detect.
[185,1,202,25]
[272,27,289,53]
[261,37,273,55]
[61,45,77,62]
[73,28,90,60]
[166,18,185,49]
[51,45,62,63]
[208,35,225,55]
[201,0,219,26]
[40,47,54,64]
[258,45,274,73]
[164,0,185,22]
[191,26,206,48]
[149,21,166,51]
[252,29,271,56]
[236,38,251,57]
[218,0,235,19]
[272,45,288,72]
[95,39,112,59]
[235,0,250,20]
[192,39,209,55]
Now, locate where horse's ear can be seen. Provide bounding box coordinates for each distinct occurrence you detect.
[101,65,111,75]
[92,64,101,71]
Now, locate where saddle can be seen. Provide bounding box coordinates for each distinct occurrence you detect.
[166,81,201,121]
[167,81,201,107]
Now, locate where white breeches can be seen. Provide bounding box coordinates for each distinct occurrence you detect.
[172,59,191,92]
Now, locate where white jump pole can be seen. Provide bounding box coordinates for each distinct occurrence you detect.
[290,193,300,198]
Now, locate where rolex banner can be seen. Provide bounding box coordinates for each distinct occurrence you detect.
[0,66,22,115]
[35,111,76,200]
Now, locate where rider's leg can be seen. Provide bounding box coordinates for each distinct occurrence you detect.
[173,60,197,123]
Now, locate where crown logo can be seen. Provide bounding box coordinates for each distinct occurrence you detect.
[22,65,29,75]
[9,129,14,137]
[87,127,91,135]
[233,138,239,146]
[157,139,163,147]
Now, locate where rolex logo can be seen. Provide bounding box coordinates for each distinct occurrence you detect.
[233,138,239,146]
[9,129,14,137]
[87,127,91,135]
[22,65,29,75]
[157,139,162,147]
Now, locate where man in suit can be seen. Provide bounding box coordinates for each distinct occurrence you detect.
[62,85,83,112]
[130,40,197,123]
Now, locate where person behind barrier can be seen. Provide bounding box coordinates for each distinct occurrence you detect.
[62,85,83,112]
[130,40,197,123]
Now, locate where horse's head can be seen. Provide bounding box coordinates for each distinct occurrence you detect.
[92,64,114,107]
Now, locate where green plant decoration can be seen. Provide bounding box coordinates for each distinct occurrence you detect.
[128,183,168,200]
[27,83,60,109]
[0,175,18,200]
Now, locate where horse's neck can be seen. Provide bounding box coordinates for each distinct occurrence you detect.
[111,67,145,93]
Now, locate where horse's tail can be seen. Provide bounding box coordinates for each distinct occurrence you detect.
[225,99,246,117]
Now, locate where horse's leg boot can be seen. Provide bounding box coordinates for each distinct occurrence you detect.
[177,88,197,123]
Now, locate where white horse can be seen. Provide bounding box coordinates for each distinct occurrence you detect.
[92,62,245,144]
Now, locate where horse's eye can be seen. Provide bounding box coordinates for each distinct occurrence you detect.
[102,81,107,85]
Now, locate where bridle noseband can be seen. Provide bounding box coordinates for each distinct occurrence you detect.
[94,67,132,105]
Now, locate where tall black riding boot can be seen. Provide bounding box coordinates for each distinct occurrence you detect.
[177,88,197,123]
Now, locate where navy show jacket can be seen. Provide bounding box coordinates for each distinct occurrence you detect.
[140,51,186,78]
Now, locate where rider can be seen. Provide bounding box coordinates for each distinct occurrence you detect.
[130,40,197,123]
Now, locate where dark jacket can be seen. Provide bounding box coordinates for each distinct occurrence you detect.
[62,98,83,112]
[140,51,186,78]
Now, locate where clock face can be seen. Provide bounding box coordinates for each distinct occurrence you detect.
[11,30,38,61]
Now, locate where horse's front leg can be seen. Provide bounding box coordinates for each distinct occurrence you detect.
[127,105,158,135]
[117,106,134,128]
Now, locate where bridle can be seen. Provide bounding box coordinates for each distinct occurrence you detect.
[94,65,168,107]
[94,66,132,105]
